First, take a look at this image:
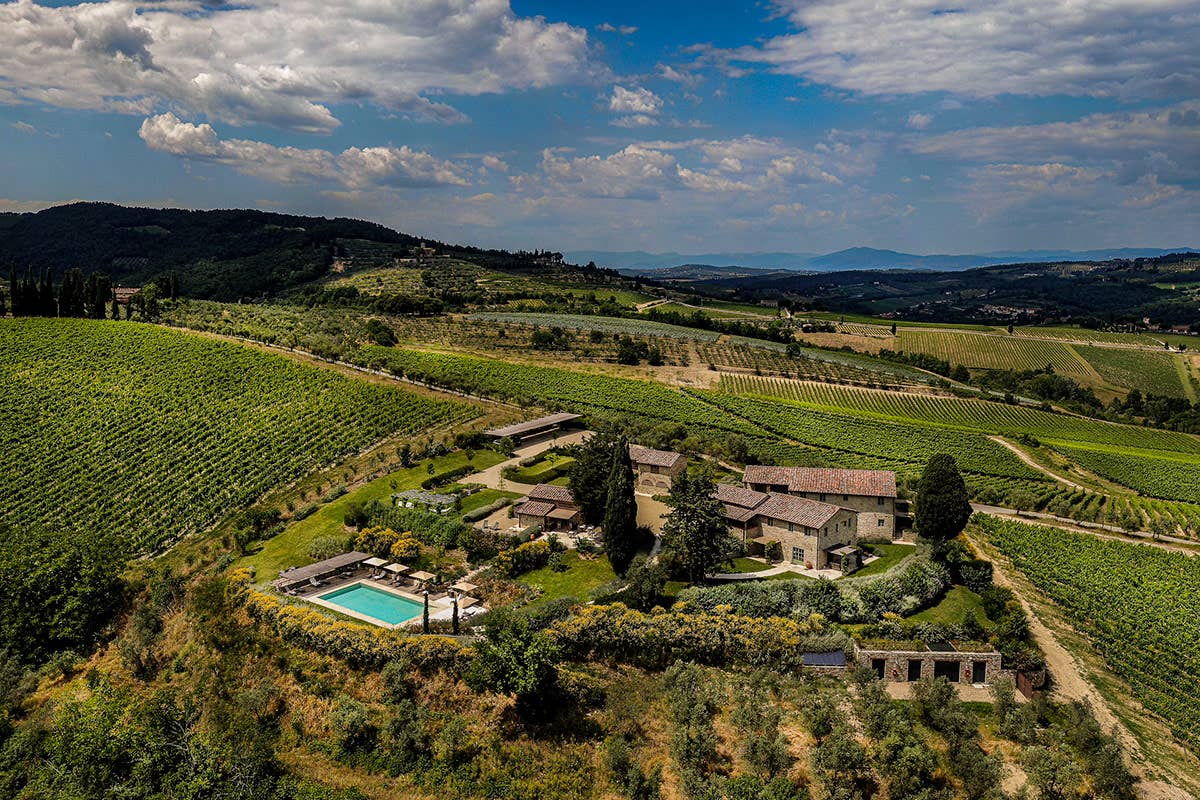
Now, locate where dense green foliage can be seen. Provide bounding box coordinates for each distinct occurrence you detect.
[0,319,473,552]
[0,525,125,665]
[915,455,972,550]
[979,515,1200,752]
[602,440,640,576]
[660,470,738,583]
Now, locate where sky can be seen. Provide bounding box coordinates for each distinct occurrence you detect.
[1,0,1198,255]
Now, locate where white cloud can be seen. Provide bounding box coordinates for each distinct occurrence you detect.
[906,112,933,130]
[481,155,509,172]
[0,198,84,213]
[597,22,638,35]
[540,145,680,200]
[10,121,36,134]
[609,85,663,115]
[0,0,598,133]
[913,102,1200,185]
[139,112,469,188]
[729,0,1200,100]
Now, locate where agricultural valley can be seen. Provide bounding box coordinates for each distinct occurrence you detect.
[2,203,1200,800]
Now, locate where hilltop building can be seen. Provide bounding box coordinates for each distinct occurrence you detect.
[742,466,900,539]
[716,484,860,571]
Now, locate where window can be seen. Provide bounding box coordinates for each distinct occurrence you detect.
[842,494,849,501]
[877,497,885,506]
[791,546,804,563]
[819,493,827,501]
[878,518,885,527]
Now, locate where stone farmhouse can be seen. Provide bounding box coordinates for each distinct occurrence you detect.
[854,641,1003,686]
[716,484,861,571]
[512,484,581,532]
[743,466,901,540]
[628,444,687,491]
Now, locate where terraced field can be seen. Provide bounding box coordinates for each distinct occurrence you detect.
[0,319,475,553]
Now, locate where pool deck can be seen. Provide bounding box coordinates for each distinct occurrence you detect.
[304,578,448,630]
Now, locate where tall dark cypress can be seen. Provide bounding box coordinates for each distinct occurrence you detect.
[602,438,639,576]
[89,273,112,319]
[8,269,18,316]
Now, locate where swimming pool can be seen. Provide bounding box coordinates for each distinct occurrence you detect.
[317,583,426,626]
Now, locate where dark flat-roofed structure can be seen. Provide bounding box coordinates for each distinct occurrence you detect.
[273,551,370,590]
[485,412,582,442]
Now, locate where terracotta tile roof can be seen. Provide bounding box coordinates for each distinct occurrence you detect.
[715,484,769,510]
[527,484,574,503]
[756,494,841,528]
[547,507,579,520]
[515,500,555,518]
[743,465,896,498]
[629,444,686,469]
[722,503,762,523]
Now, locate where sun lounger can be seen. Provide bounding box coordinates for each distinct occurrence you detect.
[309,577,323,588]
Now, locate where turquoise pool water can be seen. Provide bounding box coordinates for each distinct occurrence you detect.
[318,583,425,625]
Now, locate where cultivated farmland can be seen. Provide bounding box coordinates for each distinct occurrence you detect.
[978,516,1200,753]
[0,319,475,553]
[716,375,1200,455]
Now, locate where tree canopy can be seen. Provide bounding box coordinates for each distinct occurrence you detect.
[914,454,972,553]
[660,469,736,583]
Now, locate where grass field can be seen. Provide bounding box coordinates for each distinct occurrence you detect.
[908,586,988,626]
[517,552,617,605]
[854,543,915,577]
[239,451,505,582]
[1075,345,1187,398]
[0,319,475,554]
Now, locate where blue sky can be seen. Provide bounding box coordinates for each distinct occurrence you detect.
[1,0,1197,254]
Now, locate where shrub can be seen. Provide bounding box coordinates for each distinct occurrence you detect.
[308,534,354,562]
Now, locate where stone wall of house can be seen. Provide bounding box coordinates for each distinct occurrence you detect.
[854,646,1003,685]
[854,510,896,540]
[760,509,857,569]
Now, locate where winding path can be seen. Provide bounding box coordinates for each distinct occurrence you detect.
[988,436,1085,489]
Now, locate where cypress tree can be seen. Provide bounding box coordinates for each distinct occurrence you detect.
[452,595,460,635]
[8,269,17,316]
[89,273,111,319]
[914,454,972,557]
[602,438,639,576]
[422,591,430,633]
[110,292,120,320]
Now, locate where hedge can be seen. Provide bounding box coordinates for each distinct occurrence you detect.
[463,497,512,522]
[548,603,851,671]
[231,571,473,673]
[422,465,475,489]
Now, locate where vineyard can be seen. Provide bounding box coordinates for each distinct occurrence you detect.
[715,375,1200,455]
[978,516,1200,753]
[895,328,1097,380]
[1051,445,1200,504]
[1075,345,1190,399]
[0,319,474,553]
[694,392,1047,480]
[354,346,766,436]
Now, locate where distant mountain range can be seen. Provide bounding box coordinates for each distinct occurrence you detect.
[566,246,1199,274]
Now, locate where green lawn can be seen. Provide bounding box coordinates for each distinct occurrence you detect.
[908,586,989,627]
[717,557,773,574]
[238,450,505,583]
[517,551,617,605]
[504,453,575,483]
[459,487,521,514]
[851,543,916,578]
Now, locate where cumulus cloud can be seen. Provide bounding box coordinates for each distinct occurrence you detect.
[906,112,933,130]
[10,121,36,134]
[139,112,469,189]
[0,0,597,133]
[728,0,1200,100]
[608,85,663,127]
